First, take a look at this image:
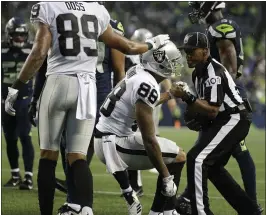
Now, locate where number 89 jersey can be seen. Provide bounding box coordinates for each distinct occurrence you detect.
[96,65,160,136]
[30,2,110,76]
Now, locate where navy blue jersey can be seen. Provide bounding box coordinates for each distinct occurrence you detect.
[96,19,124,94]
[1,42,33,99]
[206,18,244,78]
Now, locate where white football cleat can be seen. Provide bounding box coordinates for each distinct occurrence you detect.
[57,203,93,215]
[126,191,142,215]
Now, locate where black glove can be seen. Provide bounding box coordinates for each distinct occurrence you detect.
[185,118,202,131]
[184,110,211,132]
[28,101,37,127]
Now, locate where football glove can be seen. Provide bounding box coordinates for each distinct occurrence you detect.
[5,87,18,116]
[146,34,170,50]
[28,101,37,127]
[161,175,177,197]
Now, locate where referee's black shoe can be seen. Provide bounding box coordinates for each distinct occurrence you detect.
[55,178,67,194]
[238,205,264,215]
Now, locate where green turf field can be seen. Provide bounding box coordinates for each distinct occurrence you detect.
[1,126,265,215]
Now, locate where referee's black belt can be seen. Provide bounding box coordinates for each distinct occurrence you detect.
[223,104,246,115]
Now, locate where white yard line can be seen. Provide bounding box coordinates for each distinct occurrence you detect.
[1,187,265,202]
[2,168,265,184]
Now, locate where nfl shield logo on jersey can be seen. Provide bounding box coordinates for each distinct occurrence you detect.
[153,50,165,63]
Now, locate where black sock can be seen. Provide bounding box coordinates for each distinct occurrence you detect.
[113,170,130,189]
[71,159,93,207]
[113,171,134,205]
[6,137,19,170]
[128,170,139,190]
[20,135,34,173]
[151,176,169,212]
[235,151,257,202]
[164,162,185,211]
[37,158,57,215]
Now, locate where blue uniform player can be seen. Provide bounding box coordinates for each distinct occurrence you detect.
[2,17,34,190]
[28,19,126,201]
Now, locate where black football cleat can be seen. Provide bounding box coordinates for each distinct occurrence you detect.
[55,178,67,194]
[19,175,33,190]
[175,195,192,215]
[4,176,22,188]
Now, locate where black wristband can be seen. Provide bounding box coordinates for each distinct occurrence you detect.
[182,92,197,105]
[146,42,153,50]
[12,79,27,90]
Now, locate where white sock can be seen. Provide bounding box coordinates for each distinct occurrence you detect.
[11,168,20,173]
[122,186,133,194]
[164,209,179,215]
[25,172,33,177]
[148,210,163,215]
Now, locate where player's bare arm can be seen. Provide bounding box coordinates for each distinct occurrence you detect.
[111,48,125,86]
[136,100,170,178]
[13,22,51,88]
[100,25,169,55]
[170,83,219,119]
[216,39,238,79]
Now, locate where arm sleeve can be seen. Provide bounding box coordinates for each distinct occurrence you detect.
[32,57,47,103]
[204,72,224,106]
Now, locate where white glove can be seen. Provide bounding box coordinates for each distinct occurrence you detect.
[146,34,170,50]
[5,87,18,116]
[161,175,177,197]
[175,81,191,93]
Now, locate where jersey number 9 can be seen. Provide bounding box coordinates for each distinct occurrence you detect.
[56,14,98,57]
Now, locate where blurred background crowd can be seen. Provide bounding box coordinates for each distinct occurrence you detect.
[1,1,265,128]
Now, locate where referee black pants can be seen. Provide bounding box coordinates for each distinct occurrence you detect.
[186,112,259,215]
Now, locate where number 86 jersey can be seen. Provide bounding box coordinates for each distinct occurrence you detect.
[96,65,160,137]
[30,2,110,76]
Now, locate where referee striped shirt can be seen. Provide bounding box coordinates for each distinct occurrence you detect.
[192,56,243,112]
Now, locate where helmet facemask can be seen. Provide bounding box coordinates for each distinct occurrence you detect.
[188,1,221,24]
[141,42,184,79]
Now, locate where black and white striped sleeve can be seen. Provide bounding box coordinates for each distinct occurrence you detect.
[204,64,224,106]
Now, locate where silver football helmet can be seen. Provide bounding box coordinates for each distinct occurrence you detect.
[131,28,153,43]
[141,41,183,78]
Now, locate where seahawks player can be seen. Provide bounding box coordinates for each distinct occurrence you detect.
[176,2,262,214]
[2,17,34,190]
[94,41,186,215]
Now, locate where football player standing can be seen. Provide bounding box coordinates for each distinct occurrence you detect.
[2,17,35,190]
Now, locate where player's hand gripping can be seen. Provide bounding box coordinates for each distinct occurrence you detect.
[146,34,170,50]
[161,175,177,197]
[28,101,37,127]
[5,87,18,116]
[170,81,190,98]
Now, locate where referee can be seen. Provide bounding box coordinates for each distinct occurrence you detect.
[170,32,261,215]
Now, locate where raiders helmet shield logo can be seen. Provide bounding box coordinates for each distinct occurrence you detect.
[184,34,193,44]
[153,50,165,63]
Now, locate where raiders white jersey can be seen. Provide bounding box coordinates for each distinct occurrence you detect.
[30,2,110,76]
[96,64,160,136]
